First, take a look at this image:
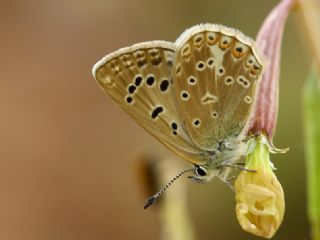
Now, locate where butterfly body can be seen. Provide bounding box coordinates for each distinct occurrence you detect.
[93,24,263,183]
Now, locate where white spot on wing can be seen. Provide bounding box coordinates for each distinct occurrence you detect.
[188,76,197,85]
[224,76,234,85]
[192,118,201,127]
[181,90,190,101]
[206,57,214,68]
[100,75,112,86]
[244,95,252,104]
[212,111,219,118]
[196,61,206,71]
[201,92,218,104]
[206,32,217,45]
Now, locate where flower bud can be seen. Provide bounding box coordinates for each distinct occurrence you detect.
[234,135,285,239]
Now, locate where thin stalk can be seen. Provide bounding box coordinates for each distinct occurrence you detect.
[135,156,195,240]
[158,160,195,240]
[299,0,320,76]
[303,66,320,240]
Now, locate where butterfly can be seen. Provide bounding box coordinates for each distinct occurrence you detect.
[92,24,263,208]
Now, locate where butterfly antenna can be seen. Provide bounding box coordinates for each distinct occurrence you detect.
[143,167,194,209]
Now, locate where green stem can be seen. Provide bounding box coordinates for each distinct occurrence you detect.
[303,66,320,240]
[245,135,273,174]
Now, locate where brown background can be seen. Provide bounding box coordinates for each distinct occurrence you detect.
[0,0,310,239]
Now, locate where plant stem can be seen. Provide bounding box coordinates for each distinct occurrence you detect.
[158,160,195,240]
[299,0,320,77]
[303,66,320,240]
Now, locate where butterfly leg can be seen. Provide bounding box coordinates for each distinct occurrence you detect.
[226,175,237,182]
[187,175,207,184]
[222,163,256,172]
[233,162,245,166]
[217,175,235,192]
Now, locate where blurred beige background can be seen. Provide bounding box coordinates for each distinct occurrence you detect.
[0,0,310,239]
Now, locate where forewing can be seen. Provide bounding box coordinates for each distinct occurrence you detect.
[93,41,205,164]
[173,24,263,151]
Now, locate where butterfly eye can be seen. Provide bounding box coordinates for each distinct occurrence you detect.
[195,165,207,177]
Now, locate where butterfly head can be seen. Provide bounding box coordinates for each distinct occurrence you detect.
[189,164,219,183]
[195,165,207,176]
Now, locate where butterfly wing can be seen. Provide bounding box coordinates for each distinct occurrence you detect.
[173,24,263,151]
[93,41,205,164]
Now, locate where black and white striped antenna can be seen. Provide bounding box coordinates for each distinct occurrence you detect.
[143,167,194,209]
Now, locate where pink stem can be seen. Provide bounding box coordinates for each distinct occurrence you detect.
[249,0,296,138]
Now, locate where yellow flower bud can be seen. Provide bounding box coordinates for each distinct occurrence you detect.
[234,135,285,239]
